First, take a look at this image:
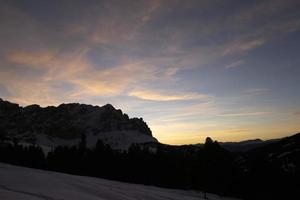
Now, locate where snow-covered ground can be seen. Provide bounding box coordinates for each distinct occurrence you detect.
[0,163,239,200]
[34,130,157,152]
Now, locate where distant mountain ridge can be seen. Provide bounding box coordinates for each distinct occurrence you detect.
[0,98,157,150]
[219,138,280,152]
[194,138,280,152]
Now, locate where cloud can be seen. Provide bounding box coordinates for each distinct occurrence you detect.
[128,89,209,101]
[67,62,158,97]
[216,112,271,117]
[244,88,270,95]
[1,46,163,105]
[294,111,300,116]
[219,1,300,56]
[225,60,245,69]
[152,103,217,123]
[220,17,300,56]
[220,129,249,134]
[222,38,266,55]
[165,66,180,77]
[233,0,299,22]
[65,0,163,45]
[5,48,132,105]
[5,50,56,68]
[141,0,161,23]
[0,70,64,106]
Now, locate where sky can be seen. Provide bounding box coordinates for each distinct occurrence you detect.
[0,0,300,145]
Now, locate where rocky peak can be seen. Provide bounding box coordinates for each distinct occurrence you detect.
[0,98,156,149]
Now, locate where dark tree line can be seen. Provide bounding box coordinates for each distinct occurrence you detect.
[1,135,299,199]
[0,136,237,197]
[0,142,45,168]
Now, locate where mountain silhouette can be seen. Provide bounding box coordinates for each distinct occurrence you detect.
[0,98,157,150]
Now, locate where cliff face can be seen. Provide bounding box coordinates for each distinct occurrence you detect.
[0,98,157,150]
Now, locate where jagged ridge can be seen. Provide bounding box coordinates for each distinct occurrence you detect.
[0,98,157,150]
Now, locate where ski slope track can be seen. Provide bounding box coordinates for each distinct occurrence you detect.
[0,163,239,200]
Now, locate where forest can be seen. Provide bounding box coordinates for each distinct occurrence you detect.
[0,134,299,200]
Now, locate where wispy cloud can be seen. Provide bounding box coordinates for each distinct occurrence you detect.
[141,0,161,23]
[225,60,245,69]
[294,111,300,116]
[244,88,270,95]
[222,38,266,55]
[220,129,249,134]
[164,66,180,77]
[233,0,299,22]
[217,112,272,117]
[5,50,56,68]
[3,48,162,103]
[128,90,209,101]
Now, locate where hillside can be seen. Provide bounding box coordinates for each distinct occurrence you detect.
[0,163,239,200]
[1,98,300,199]
[0,98,157,150]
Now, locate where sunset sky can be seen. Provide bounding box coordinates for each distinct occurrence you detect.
[1,0,300,144]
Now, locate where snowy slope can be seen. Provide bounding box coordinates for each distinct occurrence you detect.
[0,163,239,200]
[34,130,157,151]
